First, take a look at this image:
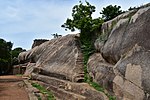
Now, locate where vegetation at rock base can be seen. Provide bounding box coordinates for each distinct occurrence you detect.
[83,48,116,100]
[31,82,55,100]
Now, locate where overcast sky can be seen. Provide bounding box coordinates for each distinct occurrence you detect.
[0,0,149,50]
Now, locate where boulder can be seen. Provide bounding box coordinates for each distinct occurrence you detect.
[87,53,115,92]
[95,6,150,64]
[32,39,48,48]
[18,34,84,82]
[92,5,150,100]
[113,44,150,99]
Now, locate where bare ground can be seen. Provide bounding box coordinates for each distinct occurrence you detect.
[0,75,29,100]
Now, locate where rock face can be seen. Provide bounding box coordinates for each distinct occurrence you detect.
[87,53,114,92]
[19,34,84,82]
[88,5,150,100]
[113,44,150,100]
[102,6,150,63]
[18,4,150,100]
[32,39,49,48]
[18,34,109,100]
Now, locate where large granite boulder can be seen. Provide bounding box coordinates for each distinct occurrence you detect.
[113,44,150,100]
[102,6,150,63]
[19,34,109,100]
[18,34,84,82]
[89,4,150,100]
[87,53,114,92]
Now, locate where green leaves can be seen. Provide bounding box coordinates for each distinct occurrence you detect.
[61,1,104,53]
[61,1,102,33]
[100,5,124,21]
[0,38,13,74]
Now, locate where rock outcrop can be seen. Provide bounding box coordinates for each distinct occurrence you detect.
[113,44,150,100]
[87,53,115,92]
[32,39,49,48]
[88,4,150,100]
[19,34,84,82]
[102,6,150,63]
[18,34,108,100]
[18,3,150,100]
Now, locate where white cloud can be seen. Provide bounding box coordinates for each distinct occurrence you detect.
[0,0,149,49]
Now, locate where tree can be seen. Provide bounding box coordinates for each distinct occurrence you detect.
[100,5,123,21]
[0,38,13,75]
[61,1,103,43]
[62,1,104,82]
[51,33,62,38]
[128,6,137,11]
[11,47,26,65]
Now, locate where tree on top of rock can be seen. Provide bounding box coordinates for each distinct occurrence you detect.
[100,5,124,21]
[61,1,103,42]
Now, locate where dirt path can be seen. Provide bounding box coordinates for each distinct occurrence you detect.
[0,75,29,100]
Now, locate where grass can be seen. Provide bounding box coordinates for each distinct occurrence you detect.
[90,82,116,100]
[15,74,23,76]
[31,82,55,100]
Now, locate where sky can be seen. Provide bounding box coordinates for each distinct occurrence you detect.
[0,0,149,50]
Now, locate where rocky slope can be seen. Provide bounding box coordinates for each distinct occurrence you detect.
[19,34,84,82]
[17,4,150,100]
[89,4,150,100]
[18,34,108,100]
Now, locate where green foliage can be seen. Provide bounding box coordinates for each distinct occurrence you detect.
[89,81,104,92]
[0,38,25,74]
[62,1,118,99]
[62,1,103,44]
[11,47,26,65]
[12,47,26,58]
[31,82,55,100]
[100,5,124,21]
[128,6,137,11]
[62,1,95,31]
[0,38,13,75]
[0,39,12,60]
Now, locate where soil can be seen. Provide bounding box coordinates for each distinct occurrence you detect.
[0,75,29,100]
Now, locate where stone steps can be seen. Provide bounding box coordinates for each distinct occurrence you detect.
[38,81,86,100]
[31,73,109,100]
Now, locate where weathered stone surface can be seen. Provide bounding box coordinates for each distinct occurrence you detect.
[94,40,104,52]
[18,4,150,100]
[13,63,27,75]
[87,53,115,91]
[113,45,150,99]
[94,6,150,64]
[32,39,49,48]
[24,63,35,76]
[92,5,150,100]
[101,10,136,38]
[113,75,145,100]
[102,7,150,63]
[31,73,109,100]
[18,34,84,82]
[18,34,110,99]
